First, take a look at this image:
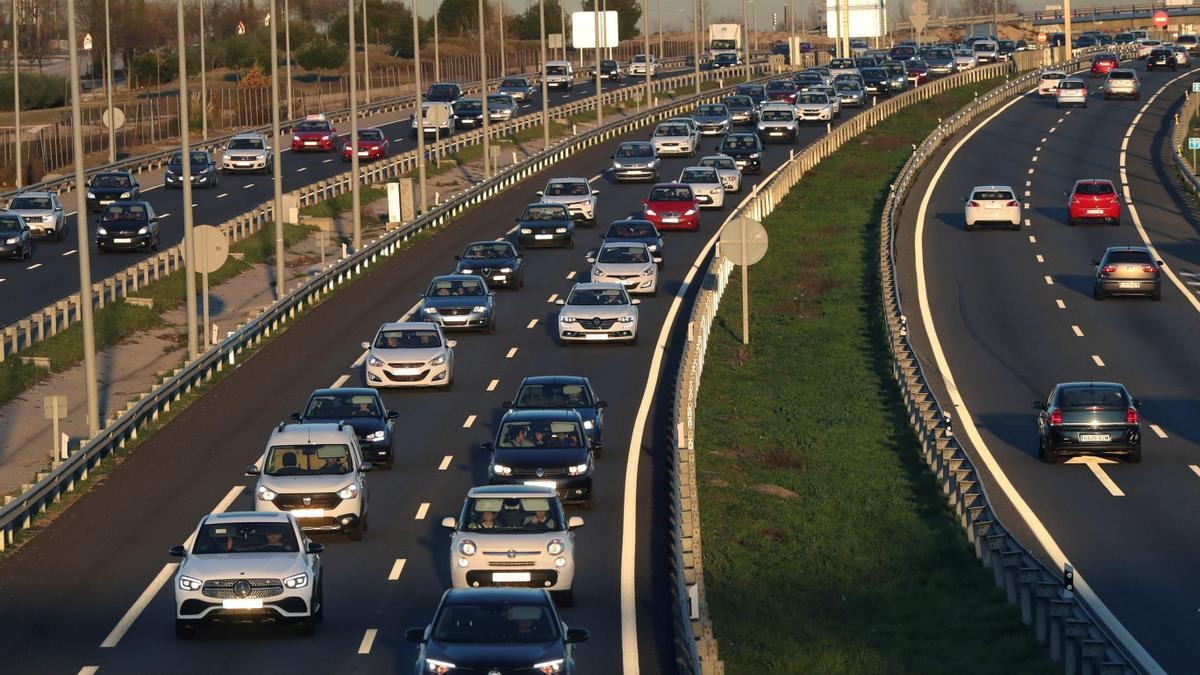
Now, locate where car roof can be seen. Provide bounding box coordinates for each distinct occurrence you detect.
[206,511,293,524]
[571,281,628,292]
[600,240,650,249]
[1055,381,1125,390]
[518,375,590,388]
[1074,178,1114,184]
[442,587,551,605]
[1103,245,1151,254]
[268,422,358,445]
[970,185,1015,191]
[466,484,558,499]
[522,202,570,212]
[430,273,487,283]
[501,408,585,422]
[14,191,56,198]
[231,132,267,139]
[546,177,589,183]
[96,170,134,177]
[464,239,515,250]
[378,321,440,331]
[309,387,378,398]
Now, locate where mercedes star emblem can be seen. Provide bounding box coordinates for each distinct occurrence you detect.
[233,580,252,598]
[536,468,545,477]
[302,496,312,506]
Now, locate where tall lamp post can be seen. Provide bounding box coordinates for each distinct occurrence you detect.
[177,0,199,357]
[104,0,116,161]
[412,0,428,211]
[283,0,292,118]
[692,0,700,94]
[657,0,663,59]
[478,0,491,178]
[11,0,20,188]
[269,0,286,302]
[539,0,550,147]
[498,0,507,76]
[594,4,602,126]
[199,0,209,137]
[642,0,651,104]
[433,0,441,81]
[742,0,750,82]
[348,0,362,251]
[362,0,371,103]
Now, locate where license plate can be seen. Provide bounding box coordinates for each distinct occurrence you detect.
[584,334,609,340]
[1087,209,1105,215]
[304,141,317,145]
[358,151,370,156]
[1079,433,1111,442]
[493,572,532,582]
[222,599,264,609]
[492,275,506,281]
[770,131,784,135]
[237,162,253,167]
[113,238,132,244]
[390,368,419,376]
[524,480,557,489]
[1118,281,1141,288]
[442,316,467,322]
[535,234,553,240]
[662,217,679,223]
[290,508,325,518]
[985,204,1000,209]
[100,200,114,205]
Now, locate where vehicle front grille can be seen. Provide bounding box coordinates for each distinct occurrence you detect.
[512,466,569,477]
[387,361,424,368]
[230,155,259,162]
[275,493,342,509]
[202,578,284,599]
[386,369,430,382]
[439,307,472,316]
[486,560,537,567]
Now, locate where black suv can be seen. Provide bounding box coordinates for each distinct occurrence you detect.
[1147,48,1177,71]
[483,409,596,509]
[505,376,606,447]
[85,170,140,212]
[165,150,219,190]
[292,388,398,468]
[718,132,764,174]
[95,200,159,252]
[455,239,525,289]
[860,68,891,96]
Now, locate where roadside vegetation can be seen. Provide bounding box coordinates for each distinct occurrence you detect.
[694,76,1057,673]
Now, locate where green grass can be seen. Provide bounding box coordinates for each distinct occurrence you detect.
[693,77,1056,674]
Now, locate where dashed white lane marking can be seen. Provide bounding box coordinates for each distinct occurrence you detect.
[1028,168,1035,174]
[1092,354,1106,367]
[1056,298,1066,309]
[297,167,307,172]
[526,319,538,329]
[1179,271,1200,276]
[1044,275,1054,285]
[78,668,99,675]
[0,278,5,283]
[1035,146,1042,152]
[566,270,577,279]
[1049,127,1057,133]
[1065,111,1072,116]
[26,263,41,270]
[1036,254,1045,263]
[242,183,254,189]
[358,628,378,654]
[415,503,430,519]
[388,559,407,581]
[191,203,198,208]
[1040,137,1047,142]
[1024,202,1030,209]
[462,415,476,428]
[506,347,518,358]
[159,212,171,219]
[1072,325,1084,337]
[1024,219,1031,227]
[1057,117,1064,123]
[438,455,453,471]
[1026,180,1032,187]
[100,485,244,648]
[547,293,558,302]
[331,374,350,388]
[1025,190,1031,197]
[487,379,499,392]
[217,192,229,198]
[1028,235,1037,243]
[1151,424,1168,439]
[323,159,333,163]
[62,249,77,256]
[1032,155,1038,162]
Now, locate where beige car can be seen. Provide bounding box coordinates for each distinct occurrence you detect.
[361,322,456,388]
[588,241,660,295]
[1103,70,1140,100]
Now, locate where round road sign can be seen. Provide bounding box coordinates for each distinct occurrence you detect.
[719,217,769,266]
[101,107,125,130]
[1154,10,1169,27]
[1037,32,1048,44]
[193,225,230,274]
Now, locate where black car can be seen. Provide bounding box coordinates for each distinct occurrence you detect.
[452,98,485,129]
[713,52,740,69]
[0,213,32,260]
[721,94,758,125]
[420,274,497,332]
[1035,382,1142,463]
[505,376,607,447]
[888,45,916,60]
[860,68,891,96]
[515,203,574,249]
[165,150,219,190]
[602,218,664,262]
[735,83,767,108]
[406,588,588,675]
[998,39,1016,59]
[1114,32,1135,45]
[483,409,596,507]
[718,132,764,174]
[85,170,140,212]
[1147,48,1177,70]
[599,58,623,80]
[791,71,825,91]
[95,200,160,252]
[425,82,462,103]
[293,388,398,468]
[455,240,524,289]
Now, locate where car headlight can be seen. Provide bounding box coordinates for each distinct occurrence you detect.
[283,572,309,589]
[87,192,96,198]
[178,575,203,591]
[547,539,565,555]
[365,430,386,442]
[644,208,657,217]
[642,267,656,275]
[559,314,574,324]
[568,462,589,476]
[499,267,512,273]
[613,161,624,168]
[4,236,17,244]
[555,227,567,233]
[521,228,533,234]
[618,316,634,324]
[459,539,477,555]
[137,226,148,235]
[459,268,473,274]
[424,660,456,674]
[472,305,488,313]
[492,463,513,476]
[293,135,301,142]
[582,420,594,430]
[647,244,657,252]
[97,227,108,235]
[592,268,605,277]
[534,659,565,674]
[256,485,277,501]
[423,306,438,314]
[120,191,131,199]
[368,355,384,367]
[684,209,696,216]
[337,484,360,500]
[321,135,331,141]
[749,153,761,159]
[756,124,766,131]
[429,353,447,366]
[711,188,722,195]
[166,167,177,176]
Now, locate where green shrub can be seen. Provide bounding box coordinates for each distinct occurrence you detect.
[0,72,68,111]
[296,40,347,70]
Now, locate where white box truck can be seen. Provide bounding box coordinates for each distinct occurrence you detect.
[708,24,743,63]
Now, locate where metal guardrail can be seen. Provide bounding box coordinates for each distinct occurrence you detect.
[1171,89,1200,192]
[665,60,1014,674]
[0,56,803,360]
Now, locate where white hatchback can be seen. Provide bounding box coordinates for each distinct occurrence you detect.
[1054,78,1088,108]
[964,185,1021,231]
[1038,71,1068,97]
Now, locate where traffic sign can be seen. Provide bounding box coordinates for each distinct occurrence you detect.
[1188,137,1200,150]
[1154,10,1169,27]
[101,107,125,130]
[720,217,769,266]
[194,225,230,274]
[1192,82,1200,93]
[82,33,93,51]
[1037,32,1048,44]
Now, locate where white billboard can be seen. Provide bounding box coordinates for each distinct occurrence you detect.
[571,11,620,49]
[825,0,886,38]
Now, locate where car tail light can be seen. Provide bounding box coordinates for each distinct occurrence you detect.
[1006,201,1019,207]
[1102,264,1117,273]
[1143,265,1158,273]
[1126,408,1139,425]
[968,200,980,207]
[1049,409,1063,426]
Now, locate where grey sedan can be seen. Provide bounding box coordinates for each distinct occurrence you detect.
[420,274,497,332]
[1093,246,1162,300]
[611,141,662,182]
[692,103,732,136]
[498,76,535,102]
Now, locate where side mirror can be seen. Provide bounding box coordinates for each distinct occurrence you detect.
[360,341,371,350]
[586,256,596,264]
[387,410,399,420]
[290,411,302,421]
[306,542,325,554]
[1032,400,1047,410]
[1132,398,1142,408]
[596,400,608,409]
[1091,259,1100,266]
[536,190,544,196]
[244,464,260,476]
[169,545,187,557]
[480,442,494,452]
[567,516,585,529]
[631,298,642,305]
[404,627,427,643]
[447,339,458,348]
[359,464,373,473]
[517,253,525,258]
[441,516,457,529]
[653,256,663,264]
[592,189,600,195]
[514,218,521,223]
[591,442,604,452]
[642,199,649,205]
[565,628,590,644]
[555,298,566,306]
[1158,260,1164,266]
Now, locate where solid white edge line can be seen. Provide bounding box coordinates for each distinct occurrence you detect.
[913,84,1166,674]
[357,628,378,654]
[1190,464,1200,479]
[331,374,350,388]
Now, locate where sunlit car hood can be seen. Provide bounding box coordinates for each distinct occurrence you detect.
[560,304,636,320]
[369,346,448,362]
[593,260,655,276]
[259,473,356,492]
[180,552,308,578]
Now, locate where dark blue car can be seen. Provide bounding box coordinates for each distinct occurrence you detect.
[505,375,607,447]
[515,203,574,249]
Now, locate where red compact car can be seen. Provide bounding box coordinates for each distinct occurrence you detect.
[642,183,700,231]
[1067,179,1121,225]
[1090,54,1120,77]
[906,61,930,86]
[765,80,798,104]
[342,127,389,161]
[291,116,337,151]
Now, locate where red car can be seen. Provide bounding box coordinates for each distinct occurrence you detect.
[906,60,930,86]
[1067,179,1121,225]
[342,127,389,161]
[291,116,337,151]
[765,80,798,104]
[1090,54,1119,77]
[642,183,700,231]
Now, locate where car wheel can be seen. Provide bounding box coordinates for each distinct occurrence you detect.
[1151,288,1162,301]
[1055,102,1061,108]
[313,578,325,622]
[1093,284,1105,300]
[1128,446,1143,463]
[1104,93,1110,100]
[577,499,593,512]
[484,315,494,334]
[566,236,575,250]
[1111,217,1120,226]
[553,588,575,607]
[1010,221,1021,232]
[964,222,975,232]
[175,619,197,640]
[347,519,364,541]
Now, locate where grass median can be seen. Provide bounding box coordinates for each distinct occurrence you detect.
[694,77,1057,673]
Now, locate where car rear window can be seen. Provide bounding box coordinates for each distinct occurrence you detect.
[1105,250,1153,264]
[972,190,1014,200]
[608,221,657,238]
[1055,386,1127,408]
[1075,182,1114,195]
[1108,71,1135,80]
[1058,81,1084,89]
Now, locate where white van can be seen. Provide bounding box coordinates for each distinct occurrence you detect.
[546,61,574,90]
[972,39,999,64]
[411,102,454,139]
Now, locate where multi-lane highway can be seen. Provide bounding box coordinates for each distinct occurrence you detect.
[0,76,874,673]
[897,58,1200,672]
[0,68,693,328]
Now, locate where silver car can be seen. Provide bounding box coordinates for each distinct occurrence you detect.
[698,154,742,193]
[361,322,456,388]
[611,141,662,182]
[443,485,585,604]
[221,133,272,174]
[588,241,660,294]
[537,177,599,226]
[629,53,657,76]
[1055,78,1088,108]
[1103,69,1140,100]
[835,81,866,107]
[170,511,324,638]
[812,85,842,116]
[6,191,65,240]
[757,103,800,143]
[651,121,697,157]
[246,422,372,539]
[498,76,535,102]
[678,166,725,208]
[556,282,640,343]
[545,61,574,90]
[691,103,732,136]
[420,274,497,332]
[795,91,834,122]
[954,49,979,70]
[487,93,518,122]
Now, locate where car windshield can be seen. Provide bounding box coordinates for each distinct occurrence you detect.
[696,105,725,116]
[462,242,514,259]
[835,82,859,92]
[92,174,131,188]
[599,245,650,263]
[830,59,854,68]
[263,444,353,476]
[1106,250,1153,264]
[767,81,793,90]
[680,168,718,183]
[972,190,1014,200]
[502,78,526,87]
[655,124,688,136]
[373,328,443,348]
[601,60,618,69]
[515,382,593,408]
[618,143,654,158]
[428,277,486,296]
[567,287,630,306]
[356,130,384,141]
[929,49,952,58]
[722,135,759,149]
[193,522,299,554]
[428,84,459,98]
[1042,73,1066,80]
[487,94,514,106]
[304,393,380,419]
[1075,182,1114,195]
[761,109,792,122]
[700,157,736,170]
[884,63,905,74]
[455,99,483,112]
[633,54,650,63]
[862,68,884,78]
[722,96,752,108]
[797,93,828,104]
[547,65,568,75]
[521,205,568,221]
[1056,386,1127,408]
[607,221,656,238]
[9,196,51,209]
[432,602,559,643]
[649,186,692,201]
[228,138,265,150]
[102,204,148,220]
[170,151,209,164]
[497,419,585,449]
[544,181,589,196]
[294,121,330,132]
[0,214,23,229]
[461,496,567,532]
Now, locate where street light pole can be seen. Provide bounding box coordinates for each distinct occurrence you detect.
[643,0,651,103]
[176,0,199,358]
[478,0,491,178]
[269,0,286,301]
[199,0,209,138]
[362,0,371,103]
[348,0,361,251]
[560,2,566,61]
[412,0,428,211]
[658,0,663,60]
[742,0,750,81]
[594,5,602,126]
[66,0,99,435]
[104,0,116,162]
[284,0,292,118]
[1064,0,1073,60]
[498,0,507,76]
[788,0,795,66]
[539,0,549,147]
[433,0,441,81]
[11,0,20,188]
[692,0,700,94]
